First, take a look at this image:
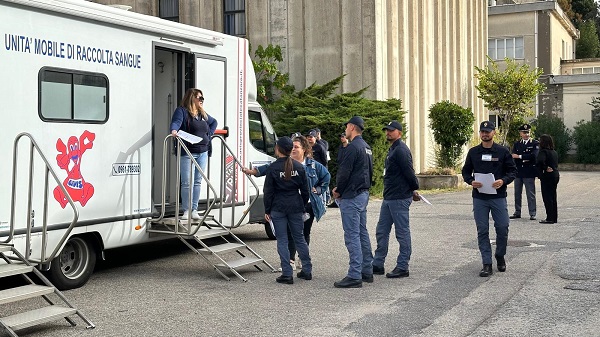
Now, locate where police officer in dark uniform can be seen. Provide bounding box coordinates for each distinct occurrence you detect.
[510,123,539,220]
[306,129,327,167]
[462,121,517,277]
[263,136,312,284]
[332,116,374,288]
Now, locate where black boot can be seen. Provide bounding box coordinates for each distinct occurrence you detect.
[479,264,493,277]
[495,255,506,272]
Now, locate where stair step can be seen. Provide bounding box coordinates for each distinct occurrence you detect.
[215,256,263,269]
[0,285,55,305]
[193,228,230,240]
[0,305,77,331]
[198,243,245,254]
[0,264,33,278]
[0,245,11,253]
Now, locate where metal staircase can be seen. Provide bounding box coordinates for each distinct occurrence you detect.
[0,133,95,336]
[147,134,275,281]
[0,245,95,336]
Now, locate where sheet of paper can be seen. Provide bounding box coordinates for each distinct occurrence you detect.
[474,173,497,195]
[419,195,432,205]
[177,130,203,144]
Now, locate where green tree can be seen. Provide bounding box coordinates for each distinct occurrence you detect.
[251,44,294,116]
[428,100,474,170]
[573,120,600,163]
[272,75,405,195]
[531,114,573,162]
[588,95,600,122]
[576,20,600,58]
[474,57,545,146]
[572,0,598,22]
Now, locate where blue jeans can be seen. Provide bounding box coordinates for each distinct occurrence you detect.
[271,211,312,277]
[473,198,510,264]
[338,191,373,279]
[180,152,208,212]
[513,177,536,217]
[373,198,412,271]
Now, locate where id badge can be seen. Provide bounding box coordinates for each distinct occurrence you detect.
[482,154,492,162]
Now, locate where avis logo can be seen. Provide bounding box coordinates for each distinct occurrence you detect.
[53,131,95,208]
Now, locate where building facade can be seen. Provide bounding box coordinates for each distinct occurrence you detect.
[488,0,578,123]
[91,0,488,173]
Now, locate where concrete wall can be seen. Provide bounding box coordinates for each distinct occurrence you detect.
[562,84,599,130]
[248,0,487,172]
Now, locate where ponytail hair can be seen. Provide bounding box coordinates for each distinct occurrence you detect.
[283,156,293,181]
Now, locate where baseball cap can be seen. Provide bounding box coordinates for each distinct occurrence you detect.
[345,116,365,130]
[382,120,402,131]
[479,121,495,132]
[276,136,293,153]
[306,129,317,138]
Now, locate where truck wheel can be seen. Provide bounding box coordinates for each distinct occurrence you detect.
[264,222,276,240]
[46,236,97,290]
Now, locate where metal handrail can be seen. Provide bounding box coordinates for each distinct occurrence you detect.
[208,135,260,229]
[4,133,79,264]
[150,134,260,233]
[152,134,218,236]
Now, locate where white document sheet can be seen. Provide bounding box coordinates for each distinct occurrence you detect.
[177,130,203,144]
[474,173,497,195]
[420,195,432,205]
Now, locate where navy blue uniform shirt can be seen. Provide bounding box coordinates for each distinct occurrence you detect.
[383,139,419,200]
[462,143,517,200]
[336,135,373,199]
[263,157,309,214]
[512,138,539,178]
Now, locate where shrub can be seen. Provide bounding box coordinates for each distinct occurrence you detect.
[573,120,600,164]
[428,100,474,170]
[271,75,406,195]
[531,114,572,162]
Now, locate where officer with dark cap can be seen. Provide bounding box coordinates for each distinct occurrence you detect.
[372,121,420,279]
[510,123,539,221]
[306,129,327,167]
[332,116,374,288]
[263,136,312,284]
[462,121,517,278]
[337,132,349,163]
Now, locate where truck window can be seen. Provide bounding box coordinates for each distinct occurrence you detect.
[248,109,276,156]
[39,68,108,123]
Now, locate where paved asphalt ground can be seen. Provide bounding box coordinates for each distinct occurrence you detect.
[4,171,600,337]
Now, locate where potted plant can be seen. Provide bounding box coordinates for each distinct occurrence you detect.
[417,100,474,189]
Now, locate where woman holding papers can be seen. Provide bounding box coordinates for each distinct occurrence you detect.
[170,88,218,220]
[263,137,312,284]
[536,134,560,224]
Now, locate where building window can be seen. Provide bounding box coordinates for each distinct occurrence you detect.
[488,37,524,60]
[159,0,179,22]
[571,67,600,74]
[224,0,246,37]
[39,68,108,123]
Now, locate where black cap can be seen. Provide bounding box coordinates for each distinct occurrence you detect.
[276,136,293,153]
[306,129,317,138]
[345,116,365,130]
[479,121,495,132]
[518,124,532,132]
[314,127,321,133]
[382,120,402,131]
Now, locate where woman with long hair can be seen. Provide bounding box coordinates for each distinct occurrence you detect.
[170,88,218,220]
[537,134,560,224]
[288,135,330,268]
[263,136,312,284]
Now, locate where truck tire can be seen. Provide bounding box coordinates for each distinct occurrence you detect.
[46,236,97,290]
[264,222,276,240]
